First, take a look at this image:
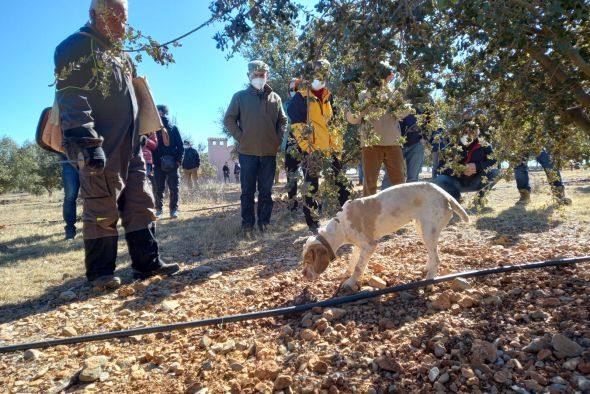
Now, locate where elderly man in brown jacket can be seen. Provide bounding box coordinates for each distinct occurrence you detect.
[223,60,287,234]
[54,0,179,289]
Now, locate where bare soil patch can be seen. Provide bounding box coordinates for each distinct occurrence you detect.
[0,170,589,393]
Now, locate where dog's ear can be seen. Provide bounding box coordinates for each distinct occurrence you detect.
[303,244,316,266]
[312,244,331,274]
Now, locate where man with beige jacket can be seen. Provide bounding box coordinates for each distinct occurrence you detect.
[347,65,405,196]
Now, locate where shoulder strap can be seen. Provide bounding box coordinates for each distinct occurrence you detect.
[78,30,110,50]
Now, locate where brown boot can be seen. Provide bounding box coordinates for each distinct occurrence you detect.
[552,186,572,205]
[517,189,531,205]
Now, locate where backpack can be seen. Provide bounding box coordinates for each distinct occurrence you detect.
[36,99,65,154]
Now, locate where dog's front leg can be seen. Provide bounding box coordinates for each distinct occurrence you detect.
[342,244,376,291]
[344,246,360,276]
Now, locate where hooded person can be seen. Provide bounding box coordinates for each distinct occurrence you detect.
[287,59,351,233]
[223,60,288,234]
[54,0,179,289]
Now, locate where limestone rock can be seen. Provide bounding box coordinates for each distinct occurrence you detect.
[458,295,477,308]
[161,300,180,312]
[428,367,440,382]
[433,342,446,358]
[79,356,108,383]
[471,339,497,364]
[375,356,403,373]
[451,277,471,291]
[200,335,212,348]
[323,308,346,321]
[117,286,135,298]
[61,327,78,337]
[494,370,509,384]
[368,275,387,289]
[280,325,294,337]
[551,334,582,358]
[274,375,293,390]
[300,329,318,341]
[211,339,235,355]
[253,361,279,381]
[59,290,77,302]
[430,292,452,310]
[523,337,551,353]
[311,359,328,374]
[23,349,43,361]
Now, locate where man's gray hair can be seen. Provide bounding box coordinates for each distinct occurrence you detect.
[90,0,128,12]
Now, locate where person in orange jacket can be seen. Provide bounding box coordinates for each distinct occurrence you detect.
[287,59,350,233]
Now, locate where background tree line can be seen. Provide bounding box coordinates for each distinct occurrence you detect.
[0,136,62,196]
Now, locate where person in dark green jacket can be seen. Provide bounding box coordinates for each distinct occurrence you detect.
[223,60,288,234]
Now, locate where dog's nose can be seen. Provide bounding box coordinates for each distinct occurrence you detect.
[302,267,314,280]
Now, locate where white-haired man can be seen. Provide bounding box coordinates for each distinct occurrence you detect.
[54,0,179,289]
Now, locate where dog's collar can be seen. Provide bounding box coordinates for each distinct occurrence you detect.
[316,233,336,261]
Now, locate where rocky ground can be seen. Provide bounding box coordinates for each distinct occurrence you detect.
[0,174,589,393]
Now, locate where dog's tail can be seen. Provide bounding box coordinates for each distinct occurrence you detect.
[448,195,470,223]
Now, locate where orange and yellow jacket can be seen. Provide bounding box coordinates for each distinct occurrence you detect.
[286,87,343,154]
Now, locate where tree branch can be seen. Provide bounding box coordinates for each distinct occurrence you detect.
[525,44,590,113]
[561,107,590,137]
[549,32,590,80]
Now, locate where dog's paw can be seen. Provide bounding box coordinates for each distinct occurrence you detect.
[333,279,359,297]
[342,279,359,292]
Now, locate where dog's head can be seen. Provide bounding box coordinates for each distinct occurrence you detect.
[301,237,332,280]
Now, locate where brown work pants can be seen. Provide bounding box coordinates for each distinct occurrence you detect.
[362,145,405,196]
[79,154,156,240]
[182,167,199,189]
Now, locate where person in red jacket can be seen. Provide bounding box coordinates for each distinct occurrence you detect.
[433,122,500,207]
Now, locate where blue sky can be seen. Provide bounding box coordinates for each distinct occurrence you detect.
[0,0,261,148]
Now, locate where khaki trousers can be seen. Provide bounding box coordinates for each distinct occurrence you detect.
[182,167,199,188]
[80,154,156,240]
[362,145,405,196]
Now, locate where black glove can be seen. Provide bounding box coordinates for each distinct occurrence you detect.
[84,146,106,174]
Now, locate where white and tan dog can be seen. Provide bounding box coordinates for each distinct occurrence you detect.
[302,182,469,290]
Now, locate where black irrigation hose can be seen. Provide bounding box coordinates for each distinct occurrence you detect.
[1,255,589,354]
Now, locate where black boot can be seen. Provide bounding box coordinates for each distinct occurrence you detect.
[125,225,179,279]
[84,236,118,282]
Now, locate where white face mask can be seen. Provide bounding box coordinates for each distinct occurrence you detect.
[251,77,266,90]
[290,91,296,98]
[183,144,190,149]
[460,135,471,145]
[311,79,325,90]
